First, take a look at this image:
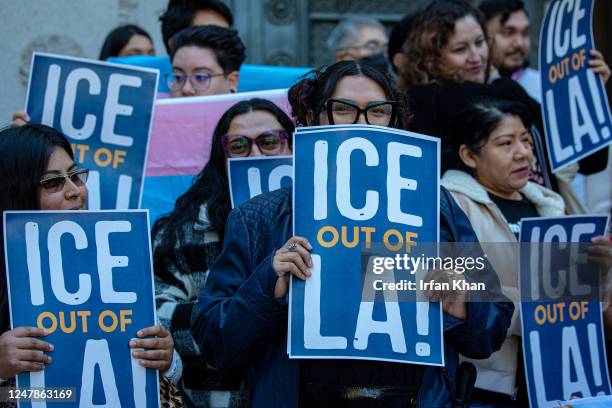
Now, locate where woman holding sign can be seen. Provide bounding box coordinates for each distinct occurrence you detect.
[192,60,514,407]
[0,124,182,406]
[441,99,566,404]
[398,0,610,213]
[152,98,294,406]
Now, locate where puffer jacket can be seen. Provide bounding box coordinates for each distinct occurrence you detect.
[192,187,513,407]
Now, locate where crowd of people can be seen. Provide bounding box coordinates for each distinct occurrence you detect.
[1,0,612,407]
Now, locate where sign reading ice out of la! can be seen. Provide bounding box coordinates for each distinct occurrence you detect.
[289,125,443,366]
[227,156,293,208]
[25,52,159,210]
[519,215,612,407]
[540,0,612,171]
[4,210,159,408]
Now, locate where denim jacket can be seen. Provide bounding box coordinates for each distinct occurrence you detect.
[192,187,513,407]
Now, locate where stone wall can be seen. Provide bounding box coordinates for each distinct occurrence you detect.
[0,0,168,123]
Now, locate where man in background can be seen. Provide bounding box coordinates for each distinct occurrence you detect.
[478,0,538,101]
[327,16,388,68]
[167,25,245,97]
[160,0,233,55]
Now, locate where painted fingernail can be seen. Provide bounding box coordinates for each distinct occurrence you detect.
[129,340,136,347]
[48,344,54,351]
[137,331,143,337]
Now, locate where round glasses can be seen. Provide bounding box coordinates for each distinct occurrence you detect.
[39,168,89,193]
[165,71,225,92]
[221,129,289,157]
[322,99,397,127]
[341,40,388,55]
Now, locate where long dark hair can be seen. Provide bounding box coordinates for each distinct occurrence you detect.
[288,60,410,129]
[0,124,74,332]
[449,98,533,172]
[151,98,294,267]
[99,24,153,60]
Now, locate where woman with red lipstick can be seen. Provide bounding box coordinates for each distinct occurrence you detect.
[441,99,565,405]
[398,0,609,213]
[0,124,183,407]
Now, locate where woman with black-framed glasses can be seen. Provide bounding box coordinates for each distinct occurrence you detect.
[151,98,294,406]
[0,124,183,407]
[191,60,513,407]
[289,60,409,129]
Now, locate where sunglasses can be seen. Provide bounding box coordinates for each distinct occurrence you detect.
[40,168,89,193]
[221,129,289,157]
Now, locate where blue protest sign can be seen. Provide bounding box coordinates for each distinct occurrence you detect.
[107,55,310,94]
[25,52,159,210]
[227,156,292,208]
[237,65,311,92]
[539,0,612,171]
[106,56,171,93]
[289,125,443,365]
[4,210,159,408]
[520,215,611,407]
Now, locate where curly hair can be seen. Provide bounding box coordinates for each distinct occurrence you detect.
[169,25,246,73]
[288,60,411,130]
[398,0,488,90]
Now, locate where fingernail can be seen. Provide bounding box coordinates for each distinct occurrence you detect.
[137,331,143,337]
[46,356,52,363]
[140,360,146,367]
[306,241,313,250]
[129,340,136,347]
[49,344,54,351]
[133,351,140,358]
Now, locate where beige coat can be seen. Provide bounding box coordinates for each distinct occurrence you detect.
[441,170,565,396]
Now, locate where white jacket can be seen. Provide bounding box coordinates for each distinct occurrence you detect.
[441,170,565,396]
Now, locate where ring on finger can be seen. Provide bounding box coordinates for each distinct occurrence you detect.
[286,242,299,251]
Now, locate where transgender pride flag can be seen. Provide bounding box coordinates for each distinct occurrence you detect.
[143,89,291,221]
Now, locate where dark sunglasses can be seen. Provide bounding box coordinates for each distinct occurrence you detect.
[221,129,289,157]
[322,98,397,127]
[39,168,89,193]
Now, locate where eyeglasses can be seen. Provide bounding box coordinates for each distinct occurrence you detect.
[165,71,226,92]
[341,40,388,54]
[221,129,290,157]
[322,99,397,127]
[40,169,89,193]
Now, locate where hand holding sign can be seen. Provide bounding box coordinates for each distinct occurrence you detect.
[587,235,612,271]
[273,236,313,299]
[129,325,174,371]
[0,327,53,378]
[11,111,30,128]
[425,269,468,320]
[587,50,610,84]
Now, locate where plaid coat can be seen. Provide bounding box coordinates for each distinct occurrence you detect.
[153,205,244,407]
